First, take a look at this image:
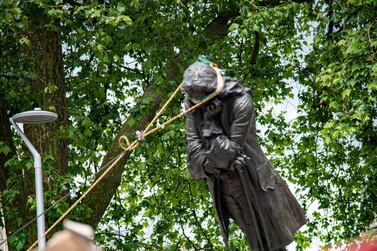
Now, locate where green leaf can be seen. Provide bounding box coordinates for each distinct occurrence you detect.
[341,88,351,99]
[44,83,58,94]
[0,144,11,155]
[19,37,30,46]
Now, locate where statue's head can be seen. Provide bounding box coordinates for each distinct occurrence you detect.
[181,62,217,103]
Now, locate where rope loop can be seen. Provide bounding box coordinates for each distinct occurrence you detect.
[118,135,130,151]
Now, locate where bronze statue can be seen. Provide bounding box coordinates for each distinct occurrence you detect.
[182,62,306,251]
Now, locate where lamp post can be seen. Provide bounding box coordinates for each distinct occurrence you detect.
[9,108,58,251]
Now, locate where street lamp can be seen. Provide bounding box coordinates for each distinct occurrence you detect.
[9,108,58,251]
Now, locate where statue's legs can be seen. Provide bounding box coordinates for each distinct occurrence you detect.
[221,174,261,251]
[221,173,288,251]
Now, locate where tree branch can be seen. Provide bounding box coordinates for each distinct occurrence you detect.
[201,11,239,42]
[188,182,214,250]
[251,31,260,66]
[0,100,15,192]
[326,0,334,39]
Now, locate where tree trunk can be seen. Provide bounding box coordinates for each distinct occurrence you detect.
[24,5,68,176]
[2,3,68,246]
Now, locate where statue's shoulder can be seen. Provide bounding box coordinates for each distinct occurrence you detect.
[232,92,253,110]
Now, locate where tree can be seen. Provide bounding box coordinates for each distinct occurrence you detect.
[288,0,377,247]
[0,0,375,250]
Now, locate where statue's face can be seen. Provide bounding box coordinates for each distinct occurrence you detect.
[182,62,217,103]
[184,72,209,101]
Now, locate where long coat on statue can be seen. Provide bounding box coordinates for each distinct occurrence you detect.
[183,64,306,250]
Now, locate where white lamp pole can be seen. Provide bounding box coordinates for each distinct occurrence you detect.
[9,108,58,251]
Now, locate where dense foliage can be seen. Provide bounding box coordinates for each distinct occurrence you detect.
[0,0,376,250]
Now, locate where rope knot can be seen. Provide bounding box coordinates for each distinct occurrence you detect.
[135,130,144,141]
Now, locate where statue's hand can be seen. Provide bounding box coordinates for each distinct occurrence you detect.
[203,159,222,178]
[231,154,249,171]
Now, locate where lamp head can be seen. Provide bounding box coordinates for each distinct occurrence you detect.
[11,108,58,124]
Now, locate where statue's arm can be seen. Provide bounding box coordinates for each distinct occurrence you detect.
[185,102,209,179]
[229,94,254,145]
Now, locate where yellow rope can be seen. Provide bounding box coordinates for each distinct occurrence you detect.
[26,65,223,251]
